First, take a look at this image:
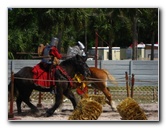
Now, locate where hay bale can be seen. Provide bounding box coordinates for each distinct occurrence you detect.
[117,97,147,120]
[68,98,102,120]
[89,94,105,105]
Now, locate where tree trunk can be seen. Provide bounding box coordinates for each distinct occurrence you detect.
[57,31,63,53]
[84,17,87,53]
[108,34,112,60]
[95,31,98,67]
[132,16,138,60]
[150,31,155,60]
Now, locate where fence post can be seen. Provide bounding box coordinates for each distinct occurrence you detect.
[129,61,133,87]
[125,72,130,97]
[131,74,135,98]
[129,61,133,77]
[37,92,42,107]
[153,87,157,101]
[8,71,14,119]
[100,60,102,69]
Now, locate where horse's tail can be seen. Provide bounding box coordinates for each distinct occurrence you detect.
[102,69,118,86]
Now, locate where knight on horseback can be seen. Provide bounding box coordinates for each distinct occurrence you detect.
[66,41,88,97]
[32,37,62,94]
[66,41,86,59]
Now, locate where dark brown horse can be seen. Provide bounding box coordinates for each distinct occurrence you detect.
[8,55,91,117]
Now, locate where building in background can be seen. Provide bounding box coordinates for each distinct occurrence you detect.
[88,47,120,60]
[87,42,158,60]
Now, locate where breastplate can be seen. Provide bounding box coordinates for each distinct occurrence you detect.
[42,46,52,64]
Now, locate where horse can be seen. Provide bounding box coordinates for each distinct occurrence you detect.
[84,67,118,111]
[58,67,118,112]
[8,55,91,117]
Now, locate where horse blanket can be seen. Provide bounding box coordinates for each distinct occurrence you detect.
[32,62,73,88]
[32,62,56,87]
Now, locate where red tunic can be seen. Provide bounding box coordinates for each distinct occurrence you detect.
[49,46,62,59]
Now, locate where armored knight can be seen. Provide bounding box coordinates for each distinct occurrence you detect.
[66,41,86,59]
[42,37,62,65]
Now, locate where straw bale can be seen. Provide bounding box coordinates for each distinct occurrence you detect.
[68,98,102,120]
[117,97,147,120]
[88,94,105,105]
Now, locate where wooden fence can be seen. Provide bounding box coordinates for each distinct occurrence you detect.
[8,60,158,86]
[8,59,158,103]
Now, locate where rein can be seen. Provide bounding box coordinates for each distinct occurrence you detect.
[56,65,73,87]
[86,77,106,81]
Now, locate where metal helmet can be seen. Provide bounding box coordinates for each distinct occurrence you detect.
[77,41,85,50]
[50,37,59,47]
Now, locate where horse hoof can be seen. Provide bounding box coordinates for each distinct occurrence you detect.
[17,112,26,116]
[44,112,53,117]
[31,109,42,117]
[45,110,54,117]
[17,111,22,115]
[110,101,117,112]
[112,108,117,112]
[34,111,42,117]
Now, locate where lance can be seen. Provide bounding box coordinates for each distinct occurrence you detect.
[32,55,68,59]
[32,55,51,59]
[16,52,38,55]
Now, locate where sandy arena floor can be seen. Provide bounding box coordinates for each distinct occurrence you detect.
[8,100,159,121]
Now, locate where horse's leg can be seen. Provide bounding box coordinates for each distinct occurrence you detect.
[23,98,39,113]
[92,75,117,111]
[45,86,63,117]
[63,89,78,109]
[102,87,116,111]
[21,89,41,116]
[16,95,23,114]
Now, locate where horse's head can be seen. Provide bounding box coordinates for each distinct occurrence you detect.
[74,55,91,78]
[59,55,91,79]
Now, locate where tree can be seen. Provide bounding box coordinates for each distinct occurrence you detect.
[8,8,158,60]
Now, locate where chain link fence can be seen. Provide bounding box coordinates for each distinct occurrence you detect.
[30,85,158,104]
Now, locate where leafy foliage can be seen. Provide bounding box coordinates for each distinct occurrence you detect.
[8,8,158,59]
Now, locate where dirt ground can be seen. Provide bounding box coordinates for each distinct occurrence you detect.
[8,100,159,121]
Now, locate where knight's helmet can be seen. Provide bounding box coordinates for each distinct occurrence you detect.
[77,41,86,57]
[77,41,85,50]
[50,37,59,47]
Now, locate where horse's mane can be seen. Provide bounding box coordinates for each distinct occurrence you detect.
[60,56,77,67]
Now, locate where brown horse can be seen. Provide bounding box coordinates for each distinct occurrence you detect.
[85,67,118,111]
